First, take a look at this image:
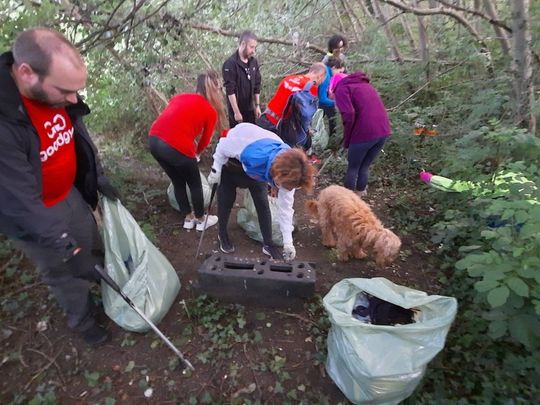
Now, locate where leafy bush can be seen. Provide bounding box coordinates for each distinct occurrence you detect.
[408,124,540,400]
[436,163,540,348]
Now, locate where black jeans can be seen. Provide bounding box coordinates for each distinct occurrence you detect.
[218,163,273,246]
[149,136,204,218]
[255,113,278,134]
[15,188,104,332]
[228,109,256,128]
[321,105,337,139]
[345,137,387,191]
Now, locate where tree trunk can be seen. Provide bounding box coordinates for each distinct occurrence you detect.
[380,0,493,73]
[358,0,376,24]
[373,0,403,62]
[342,0,365,36]
[473,0,482,31]
[414,0,430,79]
[332,0,346,34]
[400,13,416,51]
[511,0,536,133]
[484,0,510,56]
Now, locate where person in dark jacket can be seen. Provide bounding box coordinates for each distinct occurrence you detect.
[0,27,119,345]
[334,71,391,196]
[222,30,262,128]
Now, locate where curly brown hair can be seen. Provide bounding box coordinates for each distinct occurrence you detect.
[270,148,316,193]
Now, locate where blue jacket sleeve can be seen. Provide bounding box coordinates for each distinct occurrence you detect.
[317,68,334,108]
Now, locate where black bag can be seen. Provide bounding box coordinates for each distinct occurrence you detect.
[352,294,415,326]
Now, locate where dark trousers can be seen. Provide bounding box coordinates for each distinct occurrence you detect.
[149,136,204,218]
[15,188,104,332]
[218,163,273,245]
[345,137,387,191]
[255,114,278,134]
[228,109,256,128]
[321,105,337,139]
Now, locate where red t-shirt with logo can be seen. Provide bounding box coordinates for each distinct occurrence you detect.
[21,96,77,207]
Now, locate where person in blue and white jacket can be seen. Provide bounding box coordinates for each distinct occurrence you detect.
[208,123,316,261]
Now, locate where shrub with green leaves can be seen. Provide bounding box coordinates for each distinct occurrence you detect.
[449,164,540,349]
[410,124,540,400]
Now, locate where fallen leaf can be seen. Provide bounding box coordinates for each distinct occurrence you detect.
[36,320,48,332]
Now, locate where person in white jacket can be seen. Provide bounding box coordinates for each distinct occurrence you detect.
[208,123,315,261]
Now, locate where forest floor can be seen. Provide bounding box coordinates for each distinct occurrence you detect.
[0,152,442,404]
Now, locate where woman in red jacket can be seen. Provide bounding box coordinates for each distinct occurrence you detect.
[149,71,226,231]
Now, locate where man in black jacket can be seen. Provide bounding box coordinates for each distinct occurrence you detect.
[222,30,262,128]
[0,27,119,345]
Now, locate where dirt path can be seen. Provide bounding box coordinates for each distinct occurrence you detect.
[0,159,440,404]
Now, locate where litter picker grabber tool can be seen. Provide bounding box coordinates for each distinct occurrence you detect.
[195,183,218,259]
[94,264,195,371]
[317,149,339,177]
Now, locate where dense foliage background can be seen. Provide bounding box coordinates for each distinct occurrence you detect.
[1,0,539,402]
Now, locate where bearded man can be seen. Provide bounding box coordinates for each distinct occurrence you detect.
[0,27,119,345]
[222,30,262,128]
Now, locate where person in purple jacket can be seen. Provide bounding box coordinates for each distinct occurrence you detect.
[333,71,391,196]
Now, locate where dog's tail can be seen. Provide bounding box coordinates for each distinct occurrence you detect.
[305,200,319,217]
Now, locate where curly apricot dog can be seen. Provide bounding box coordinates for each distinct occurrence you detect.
[306,185,401,267]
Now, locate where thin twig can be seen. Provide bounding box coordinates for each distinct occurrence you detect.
[316,151,337,178]
[283,360,311,370]
[179,299,191,320]
[387,58,468,111]
[0,282,42,300]
[275,310,317,327]
[196,360,222,396]
[243,343,262,400]
[27,347,67,388]
[24,349,63,390]
[0,251,24,273]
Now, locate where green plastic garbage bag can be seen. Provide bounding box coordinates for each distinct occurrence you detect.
[100,197,180,332]
[311,108,329,153]
[236,192,295,247]
[323,278,457,405]
[168,171,211,211]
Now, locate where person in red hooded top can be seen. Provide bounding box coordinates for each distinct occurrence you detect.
[149,70,227,231]
[256,62,326,133]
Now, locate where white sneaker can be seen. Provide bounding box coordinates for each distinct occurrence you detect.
[183,218,195,230]
[196,215,218,231]
[355,190,368,198]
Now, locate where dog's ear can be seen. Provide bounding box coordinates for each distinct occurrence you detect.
[305,200,319,217]
[360,228,379,249]
[373,229,402,267]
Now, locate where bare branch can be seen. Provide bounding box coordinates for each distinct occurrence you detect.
[482,0,510,56]
[373,0,404,62]
[435,0,512,33]
[387,58,469,111]
[379,0,489,50]
[185,22,326,54]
